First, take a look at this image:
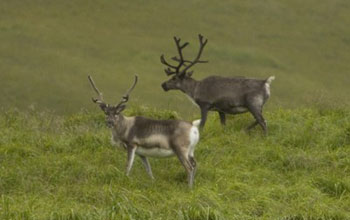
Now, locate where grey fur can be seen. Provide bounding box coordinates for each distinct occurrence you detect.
[160,35,275,134]
[162,75,275,134]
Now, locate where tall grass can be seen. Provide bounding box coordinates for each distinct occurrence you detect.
[1,107,349,219]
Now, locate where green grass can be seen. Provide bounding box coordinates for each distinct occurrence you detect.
[1,1,350,219]
[1,0,350,115]
[1,107,350,219]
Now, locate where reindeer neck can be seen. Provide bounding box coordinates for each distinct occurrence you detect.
[112,114,132,139]
[179,77,199,99]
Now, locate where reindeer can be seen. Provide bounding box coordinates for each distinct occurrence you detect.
[160,34,275,134]
[88,75,200,188]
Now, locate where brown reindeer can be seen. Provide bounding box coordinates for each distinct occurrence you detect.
[88,75,200,187]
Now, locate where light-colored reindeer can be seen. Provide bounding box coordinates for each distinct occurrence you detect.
[88,75,200,188]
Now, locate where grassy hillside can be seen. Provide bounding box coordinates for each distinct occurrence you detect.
[1,0,350,115]
[1,107,350,219]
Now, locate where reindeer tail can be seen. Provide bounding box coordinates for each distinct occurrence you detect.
[192,119,201,127]
[265,76,275,85]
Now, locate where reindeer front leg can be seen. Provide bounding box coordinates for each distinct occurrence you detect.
[126,144,137,176]
[199,104,210,129]
[218,111,226,126]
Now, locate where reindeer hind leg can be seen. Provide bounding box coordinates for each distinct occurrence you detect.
[248,105,267,135]
[140,155,154,179]
[189,156,197,180]
[175,148,195,188]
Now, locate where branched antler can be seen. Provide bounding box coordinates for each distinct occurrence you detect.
[160,34,208,77]
[115,75,138,108]
[160,36,191,76]
[180,34,208,75]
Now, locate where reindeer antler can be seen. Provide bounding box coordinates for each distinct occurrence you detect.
[88,75,138,113]
[160,36,190,76]
[115,75,138,108]
[161,34,208,77]
[88,75,106,105]
[180,34,208,76]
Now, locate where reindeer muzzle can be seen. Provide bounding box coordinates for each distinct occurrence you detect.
[161,82,169,91]
[106,120,114,128]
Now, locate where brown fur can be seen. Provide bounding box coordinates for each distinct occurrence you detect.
[89,75,200,188]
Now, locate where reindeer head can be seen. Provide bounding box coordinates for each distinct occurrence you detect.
[88,75,138,127]
[160,34,208,91]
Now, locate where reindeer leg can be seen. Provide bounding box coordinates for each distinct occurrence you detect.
[248,106,267,135]
[199,106,209,129]
[188,144,197,180]
[139,155,154,179]
[247,121,259,130]
[175,149,194,188]
[126,145,137,176]
[218,111,226,126]
[189,156,197,181]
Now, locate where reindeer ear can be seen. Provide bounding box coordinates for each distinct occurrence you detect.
[116,104,126,114]
[187,71,194,77]
[99,103,108,113]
